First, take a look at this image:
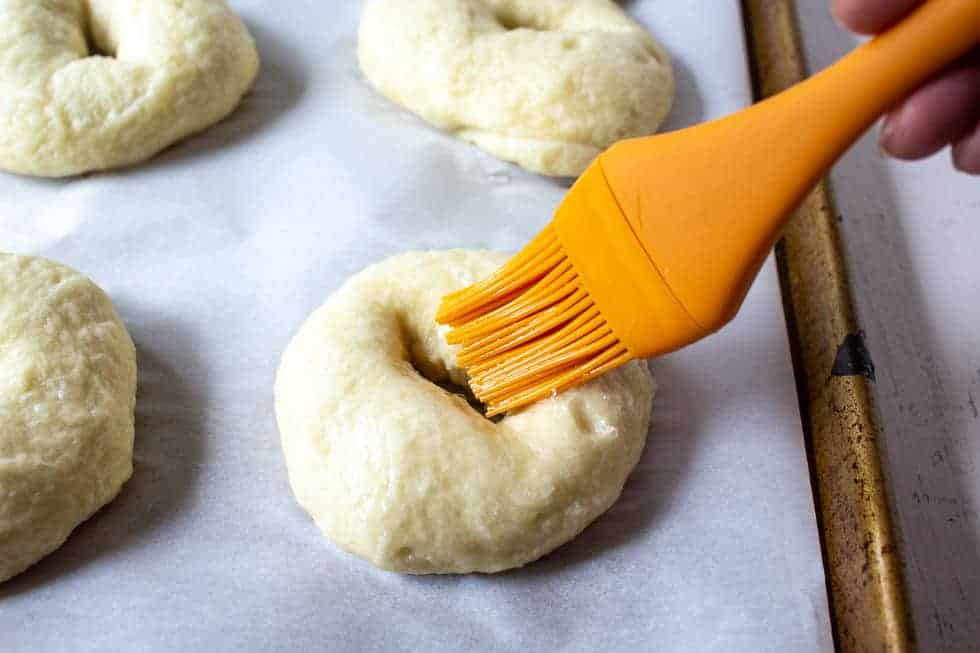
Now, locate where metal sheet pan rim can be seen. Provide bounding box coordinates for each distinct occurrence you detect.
[741,2,915,650]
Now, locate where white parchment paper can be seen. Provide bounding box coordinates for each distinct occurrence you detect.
[0,2,833,651]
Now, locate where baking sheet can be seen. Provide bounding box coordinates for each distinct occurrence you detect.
[0,2,833,651]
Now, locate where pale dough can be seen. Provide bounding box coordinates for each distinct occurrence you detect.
[358,0,674,177]
[0,254,137,582]
[0,0,259,177]
[275,251,655,574]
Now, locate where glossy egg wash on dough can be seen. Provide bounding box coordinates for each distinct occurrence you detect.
[275,251,656,574]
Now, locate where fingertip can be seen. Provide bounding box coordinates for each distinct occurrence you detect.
[952,154,980,175]
[832,0,923,35]
[831,0,875,34]
[952,124,980,175]
[878,107,943,161]
[878,58,980,161]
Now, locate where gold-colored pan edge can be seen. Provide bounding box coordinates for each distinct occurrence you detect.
[740,2,915,650]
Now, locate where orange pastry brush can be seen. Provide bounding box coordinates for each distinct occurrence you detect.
[437,0,980,417]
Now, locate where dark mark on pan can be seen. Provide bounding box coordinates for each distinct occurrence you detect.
[831,331,876,381]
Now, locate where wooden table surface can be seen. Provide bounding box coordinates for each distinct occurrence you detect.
[795,2,980,650]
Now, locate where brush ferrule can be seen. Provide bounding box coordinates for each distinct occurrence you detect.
[553,158,706,359]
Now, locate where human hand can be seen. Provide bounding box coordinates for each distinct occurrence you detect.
[833,0,980,173]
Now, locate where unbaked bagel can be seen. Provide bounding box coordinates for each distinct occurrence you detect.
[275,251,655,574]
[358,0,674,177]
[0,253,137,582]
[0,0,259,177]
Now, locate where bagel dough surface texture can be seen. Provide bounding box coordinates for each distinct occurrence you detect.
[0,254,137,582]
[0,0,259,177]
[358,0,674,177]
[275,251,655,574]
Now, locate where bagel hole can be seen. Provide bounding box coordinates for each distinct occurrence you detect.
[86,40,114,58]
[428,370,505,424]
[406,348,503,423]
[82,17,115,58]
[495,12,544,32]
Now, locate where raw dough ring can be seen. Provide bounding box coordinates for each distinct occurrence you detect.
[0,254,137,582]
[275,251,655,574]
[358,0,674,177]
[0,0,259,177]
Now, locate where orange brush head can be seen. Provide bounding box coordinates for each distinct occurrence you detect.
[436,224,633,417]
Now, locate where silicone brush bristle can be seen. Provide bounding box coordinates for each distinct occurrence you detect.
[436,225,633,416]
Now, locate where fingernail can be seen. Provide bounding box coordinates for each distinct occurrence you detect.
[878,120,895,159]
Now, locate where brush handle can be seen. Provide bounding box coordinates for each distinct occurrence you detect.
[764,0,980,177]
[598,0,980,340]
